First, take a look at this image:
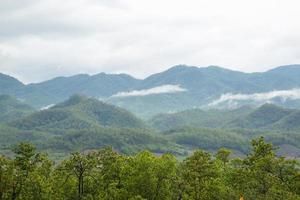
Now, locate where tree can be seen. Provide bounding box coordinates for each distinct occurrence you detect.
[55,151,96,200]
[181,150,223,200]
[8,142,53,200]
[92,147,125,200]
[231,137,300,200]
[0,156,13,200]
[216,148,231,165]
[0,141,299,200]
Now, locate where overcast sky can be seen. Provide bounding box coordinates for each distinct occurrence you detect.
[0,0,299,83]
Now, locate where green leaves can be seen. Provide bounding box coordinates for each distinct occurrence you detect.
[231,138,300,200]
[0,139,300,200]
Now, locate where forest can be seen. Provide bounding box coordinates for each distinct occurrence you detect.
[0,137,299,200]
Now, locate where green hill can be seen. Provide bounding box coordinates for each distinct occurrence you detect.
[149,106,253,131]
[1,95,181,157]
[150,103,300,132]
[271,111,300,131]
[9,95,146,132]
[227,104,293,129]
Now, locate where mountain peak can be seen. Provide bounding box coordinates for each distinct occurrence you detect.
[165,65,198,73]
[0,73,24,93]
[162,65,238,75]
[267,64,300,73]
[69,94,88,101]
[54,94,89,108]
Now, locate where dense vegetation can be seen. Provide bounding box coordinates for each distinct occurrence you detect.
[1,95,300,159]
[149,104,300,131]
[0,125,180,159]
[147,104,300,158]
[9,94,146,131]
[2,65,300,117]
[1,65,300,199]
[0,95,181,159]
[149,106,253,131]
[0,138,299,200]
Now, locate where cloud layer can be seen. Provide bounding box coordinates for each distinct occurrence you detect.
[208,88,300,107]
[0,0,300,83]
[111,85,187,97]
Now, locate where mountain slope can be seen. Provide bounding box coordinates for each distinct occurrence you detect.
[227,104,294,129]
[28,73,141,100]
[149,106,253,131]
[149,103,300,132]
[0,95,34,123]
[9,95,146,131]
[2,64,300,117]
[271,111,300,131]
[0,73,24,94]
[140,65,259,93]
[110,65,300,118]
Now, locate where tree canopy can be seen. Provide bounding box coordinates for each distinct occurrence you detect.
[0,138,299,200]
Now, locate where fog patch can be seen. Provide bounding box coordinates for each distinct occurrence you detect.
[111,84,187,98]
[208,88,300,107]
[40,104,55,110]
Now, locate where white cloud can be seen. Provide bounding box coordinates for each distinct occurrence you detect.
[208,88,300,107]
[111,84,187,97]
[40,104,55,110]
[0,0,300,83]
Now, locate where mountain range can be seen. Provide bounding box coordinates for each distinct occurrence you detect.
[0,92,300,158]
[1,64,300,158]
[1,64,300,118]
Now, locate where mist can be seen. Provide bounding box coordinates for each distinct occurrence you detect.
[208,88,300,107]
[111,84,187,98]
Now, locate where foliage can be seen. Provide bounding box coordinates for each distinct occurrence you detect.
[0,138,299,200]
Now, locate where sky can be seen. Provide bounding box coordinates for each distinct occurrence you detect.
[0,0,299,83]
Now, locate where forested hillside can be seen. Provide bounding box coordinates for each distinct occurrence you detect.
[2,66,299,159]
[150,104,300,131]
[0,95,34,123]
[1,95,300,159]
[0,138,299,200]
[0,95,180,158]
[2,65,300,117]
[149,106,253,131]
[9,94,146,131]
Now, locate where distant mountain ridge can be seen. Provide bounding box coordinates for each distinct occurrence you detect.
[1,64,300,117]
